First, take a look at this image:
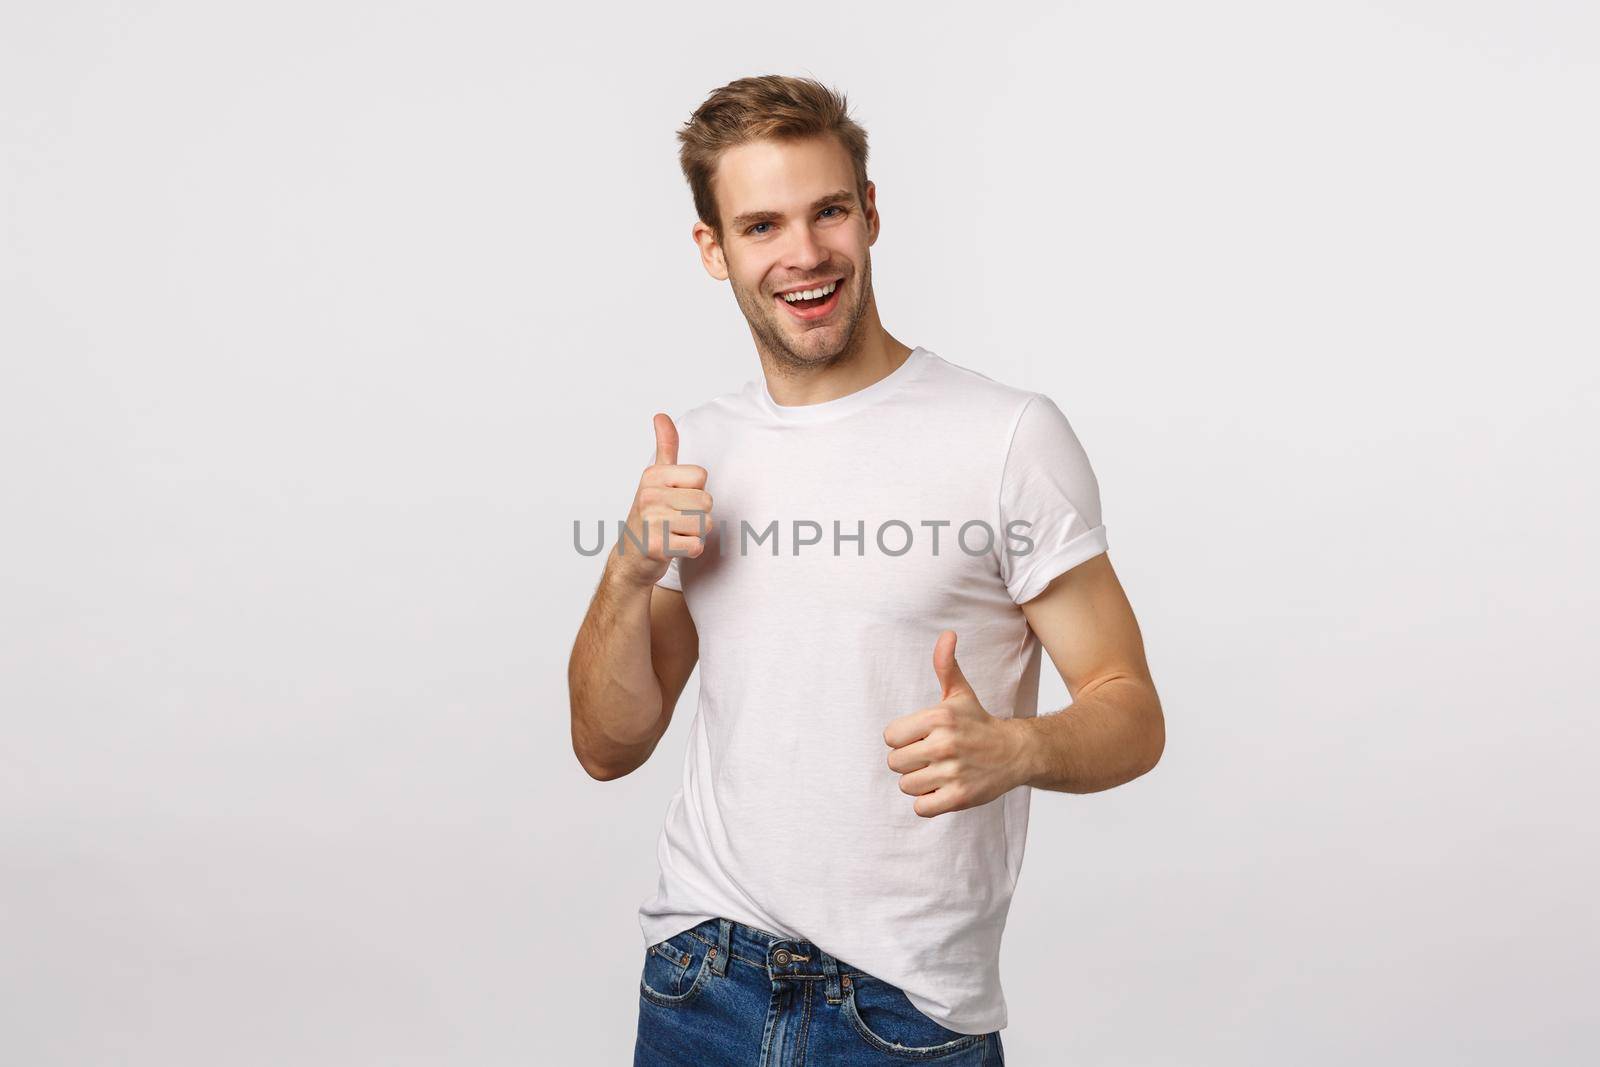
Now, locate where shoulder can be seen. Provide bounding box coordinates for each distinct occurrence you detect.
[658,379,762,462]
[914,349,1063,437]
[912,352,1100,488]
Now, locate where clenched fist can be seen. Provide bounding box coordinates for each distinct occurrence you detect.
[612,413,714,588]
[884,630,1028,818]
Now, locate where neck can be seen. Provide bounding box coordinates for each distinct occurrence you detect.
[758,302,913,407]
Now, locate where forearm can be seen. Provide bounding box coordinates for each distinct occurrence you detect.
[1009,675,1164,793]
[568,554,665,778]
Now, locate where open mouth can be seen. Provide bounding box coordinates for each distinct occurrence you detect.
[774,278,843,321]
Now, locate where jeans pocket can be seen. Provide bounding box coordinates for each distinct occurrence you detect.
[842,972,987,1059]
[639,930,715,1008]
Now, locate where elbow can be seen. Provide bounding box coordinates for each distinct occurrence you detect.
[568,670,666,783]
[570,716,651,783]
[577,752,630,782]
[572,731,637,781]
[1142,732,1165,778]
[568,677,630,782]
[1137,697,1166,777]
[571,725,634,782]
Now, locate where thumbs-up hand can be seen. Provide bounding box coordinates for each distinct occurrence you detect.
[613,412,714,588]
[883,630,1028,818]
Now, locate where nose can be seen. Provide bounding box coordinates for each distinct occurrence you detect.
[782,223,827,273]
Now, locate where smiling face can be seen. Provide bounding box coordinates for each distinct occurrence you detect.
[693,135,880,371]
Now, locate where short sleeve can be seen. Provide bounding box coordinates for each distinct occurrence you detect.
[996,393,1108,604]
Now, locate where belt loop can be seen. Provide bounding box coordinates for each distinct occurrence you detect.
[713,918,732,977]
[821,949,841,1003]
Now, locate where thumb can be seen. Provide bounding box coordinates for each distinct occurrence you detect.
[932,629,974,701]
[653,412,679,466]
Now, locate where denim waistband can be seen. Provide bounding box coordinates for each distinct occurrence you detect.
[680,916,864,1000]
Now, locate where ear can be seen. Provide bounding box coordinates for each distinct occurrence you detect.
[692,219,729,281]
[863,180,880,247]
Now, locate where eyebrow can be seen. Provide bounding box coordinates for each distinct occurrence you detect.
[729,189,856,233]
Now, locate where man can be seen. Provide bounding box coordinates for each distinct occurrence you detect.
[568,74,1164,1065]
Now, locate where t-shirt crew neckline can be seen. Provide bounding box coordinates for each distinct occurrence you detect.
[755,346,931,424]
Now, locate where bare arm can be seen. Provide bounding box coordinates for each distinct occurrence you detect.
[568,412,709,781]
[569,560,699,781]
[1013,552,1165,793]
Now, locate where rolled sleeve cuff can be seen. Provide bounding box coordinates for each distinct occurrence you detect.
[1005,524,1108,605]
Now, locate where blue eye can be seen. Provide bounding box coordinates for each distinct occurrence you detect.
[746,207,844,236]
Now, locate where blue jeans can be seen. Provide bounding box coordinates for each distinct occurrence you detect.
[635,917,1005,1065]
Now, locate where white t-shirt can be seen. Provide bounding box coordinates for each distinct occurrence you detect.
[637,346,1109,1034]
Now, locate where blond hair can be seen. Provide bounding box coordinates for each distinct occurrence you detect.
[677,74,870,237]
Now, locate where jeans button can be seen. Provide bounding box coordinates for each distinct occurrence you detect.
[774,949,791,966]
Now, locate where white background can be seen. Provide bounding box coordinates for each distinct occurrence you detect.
[3,2,1596,1063]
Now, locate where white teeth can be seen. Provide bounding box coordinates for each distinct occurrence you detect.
[782,280,838,303]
